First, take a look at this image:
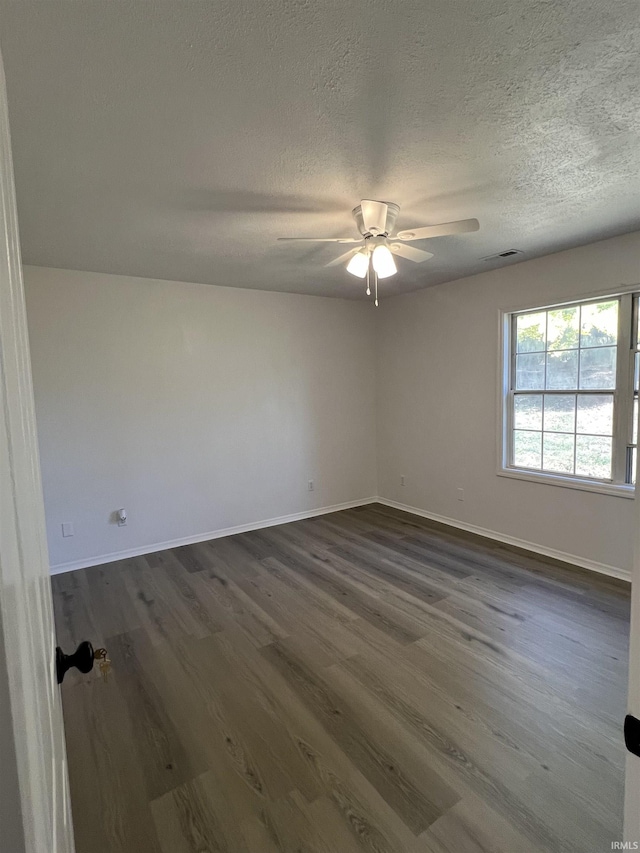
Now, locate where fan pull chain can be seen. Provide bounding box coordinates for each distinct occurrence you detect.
[366,261,371,296]
[374,270,379,307]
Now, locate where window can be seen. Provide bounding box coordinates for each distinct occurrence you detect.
[503,293,638,494]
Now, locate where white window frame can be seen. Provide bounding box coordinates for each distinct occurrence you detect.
[498,288,639,499]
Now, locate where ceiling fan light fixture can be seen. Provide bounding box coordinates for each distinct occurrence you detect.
[372,244,397,278]
[278,200,478,302]
[346,250,369,278]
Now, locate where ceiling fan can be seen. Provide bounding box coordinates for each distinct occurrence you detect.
[278,199,479,305]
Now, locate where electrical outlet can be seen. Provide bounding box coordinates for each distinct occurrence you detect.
[61,522,74,538]
[400,475,405,486]
[457,488,464,501]
[308,480,314,492]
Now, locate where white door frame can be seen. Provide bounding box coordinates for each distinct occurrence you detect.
[0,50,75,853]
[625,543,640,841]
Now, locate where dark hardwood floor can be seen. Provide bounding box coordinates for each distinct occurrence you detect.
[52,503,630,853]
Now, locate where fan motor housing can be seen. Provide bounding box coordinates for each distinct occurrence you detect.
[352,202,400,237]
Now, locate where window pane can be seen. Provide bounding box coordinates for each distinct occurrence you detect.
[580,301,618,348]
[633,447,637,486]
[634,397,638,446]
[579,346,616,389]
[546,350,578,389]
[514,430,541,469]
[543,433,575,473]
[635,352,639,393]
[543,394,575,432]
[576,395,614,436]
[514,395,542,430]
[575,435,612,479]
[516,312,546,353]
[509,297,625,486]
[547,307,579,351]
[516,353,545,390]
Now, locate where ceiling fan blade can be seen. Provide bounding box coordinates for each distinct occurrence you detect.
[324,248,361,268]
[389,243,434,263]
[360,199,389,234]
[278,236,360,243]
[396,218,479,241]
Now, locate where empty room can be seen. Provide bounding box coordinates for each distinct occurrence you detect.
[1,2,640,852]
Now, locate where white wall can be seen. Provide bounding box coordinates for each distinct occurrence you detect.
[24,267,377,570]
[376,231,640,579]
[24,232,640,577]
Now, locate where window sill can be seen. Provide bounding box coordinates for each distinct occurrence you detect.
[497,467,635,498]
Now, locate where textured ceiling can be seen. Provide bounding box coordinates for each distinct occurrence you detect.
[1,0,639,298]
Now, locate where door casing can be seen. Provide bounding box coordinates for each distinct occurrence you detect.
[0,49,75,853]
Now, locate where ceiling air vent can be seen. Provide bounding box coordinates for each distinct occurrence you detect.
[483,249,523,261]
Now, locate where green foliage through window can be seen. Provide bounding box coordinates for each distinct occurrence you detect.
[508,296,635,486]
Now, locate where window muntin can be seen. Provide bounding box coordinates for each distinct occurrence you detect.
[507,296,637,487]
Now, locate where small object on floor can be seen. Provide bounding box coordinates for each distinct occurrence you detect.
[94,647,112,683]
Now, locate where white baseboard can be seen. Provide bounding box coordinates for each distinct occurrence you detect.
[375,497,632,583]
[49,497,378,575]
[51,495,632,584]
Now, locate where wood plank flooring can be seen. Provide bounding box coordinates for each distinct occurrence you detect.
[52,503,631,853]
